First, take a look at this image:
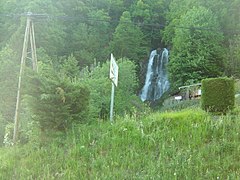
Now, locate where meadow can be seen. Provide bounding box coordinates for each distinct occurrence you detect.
[0,107,240,179]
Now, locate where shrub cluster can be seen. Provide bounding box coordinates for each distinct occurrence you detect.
[25,62,90,132]
[201,77,235,113]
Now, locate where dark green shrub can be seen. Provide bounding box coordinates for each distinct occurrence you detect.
[25,62,90,131]
[201,77,235,113]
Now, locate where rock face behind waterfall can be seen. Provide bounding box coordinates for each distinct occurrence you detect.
[140,48,169,102]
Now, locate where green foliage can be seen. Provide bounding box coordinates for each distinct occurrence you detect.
[65,10,111,67]
[1,0,240,73]
[131,0,169,47]
[0,47,19,145]
[59,54,80,78]
[2,123,14,147]
[109,11,148,62]
[131,0,151,24]
[0,47,18,120]
[225,36,240,78]
[81,58,143,120]
[163,0,229,45]
[163,0,240,90]
[18,98,41,145]
[235,97,240,110]
[220,0,240,38]
[114,59,144,116]
[1,0,240,147]
[235,80,240,94]
[25,59,90,131]
[147,109,208,146]
[168,6,224,89]
[0,114,5,146]
[1,109,240,179]
[162,0,198,44]
[201,77,235,114]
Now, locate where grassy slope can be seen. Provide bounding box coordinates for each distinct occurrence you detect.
[0,108,240,179]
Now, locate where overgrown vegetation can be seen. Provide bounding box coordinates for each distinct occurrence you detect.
[0,0,240,178]
[0,0,240,137]
[0,109,240,179]
[167,6,224,89]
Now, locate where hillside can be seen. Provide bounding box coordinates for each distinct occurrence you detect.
[1,108,240,179]
[0,1,240,179]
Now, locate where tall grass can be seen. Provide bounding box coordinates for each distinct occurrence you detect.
[0,108,240,179]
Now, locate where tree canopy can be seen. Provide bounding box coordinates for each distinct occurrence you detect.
[168,6,224,89]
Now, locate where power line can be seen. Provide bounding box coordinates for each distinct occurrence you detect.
[0,12,239,34]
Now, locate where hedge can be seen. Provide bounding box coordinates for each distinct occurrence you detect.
[201,77,235,114]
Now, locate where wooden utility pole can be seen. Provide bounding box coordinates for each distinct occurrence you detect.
[13,12,38,143]
[29,18,38,72]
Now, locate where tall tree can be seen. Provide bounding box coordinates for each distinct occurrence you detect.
[131,0,151,24]
[168,6,224,89]
[220,0,240,78]
[64,9,111,67]
[131,0,170,47]
[162,0,199,45]
[109,11,147,62]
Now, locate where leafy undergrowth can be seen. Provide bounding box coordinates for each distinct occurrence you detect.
[0,109,240,179]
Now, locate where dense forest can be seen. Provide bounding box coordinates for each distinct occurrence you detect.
[0,0,240,144]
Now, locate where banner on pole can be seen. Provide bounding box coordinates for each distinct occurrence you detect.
[110,53,119,87]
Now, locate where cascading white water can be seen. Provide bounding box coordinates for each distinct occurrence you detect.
[140,48,170,101]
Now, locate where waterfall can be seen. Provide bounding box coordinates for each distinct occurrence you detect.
[140,48,170,102]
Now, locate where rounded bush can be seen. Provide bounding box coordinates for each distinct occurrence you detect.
[201,77,235,113]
